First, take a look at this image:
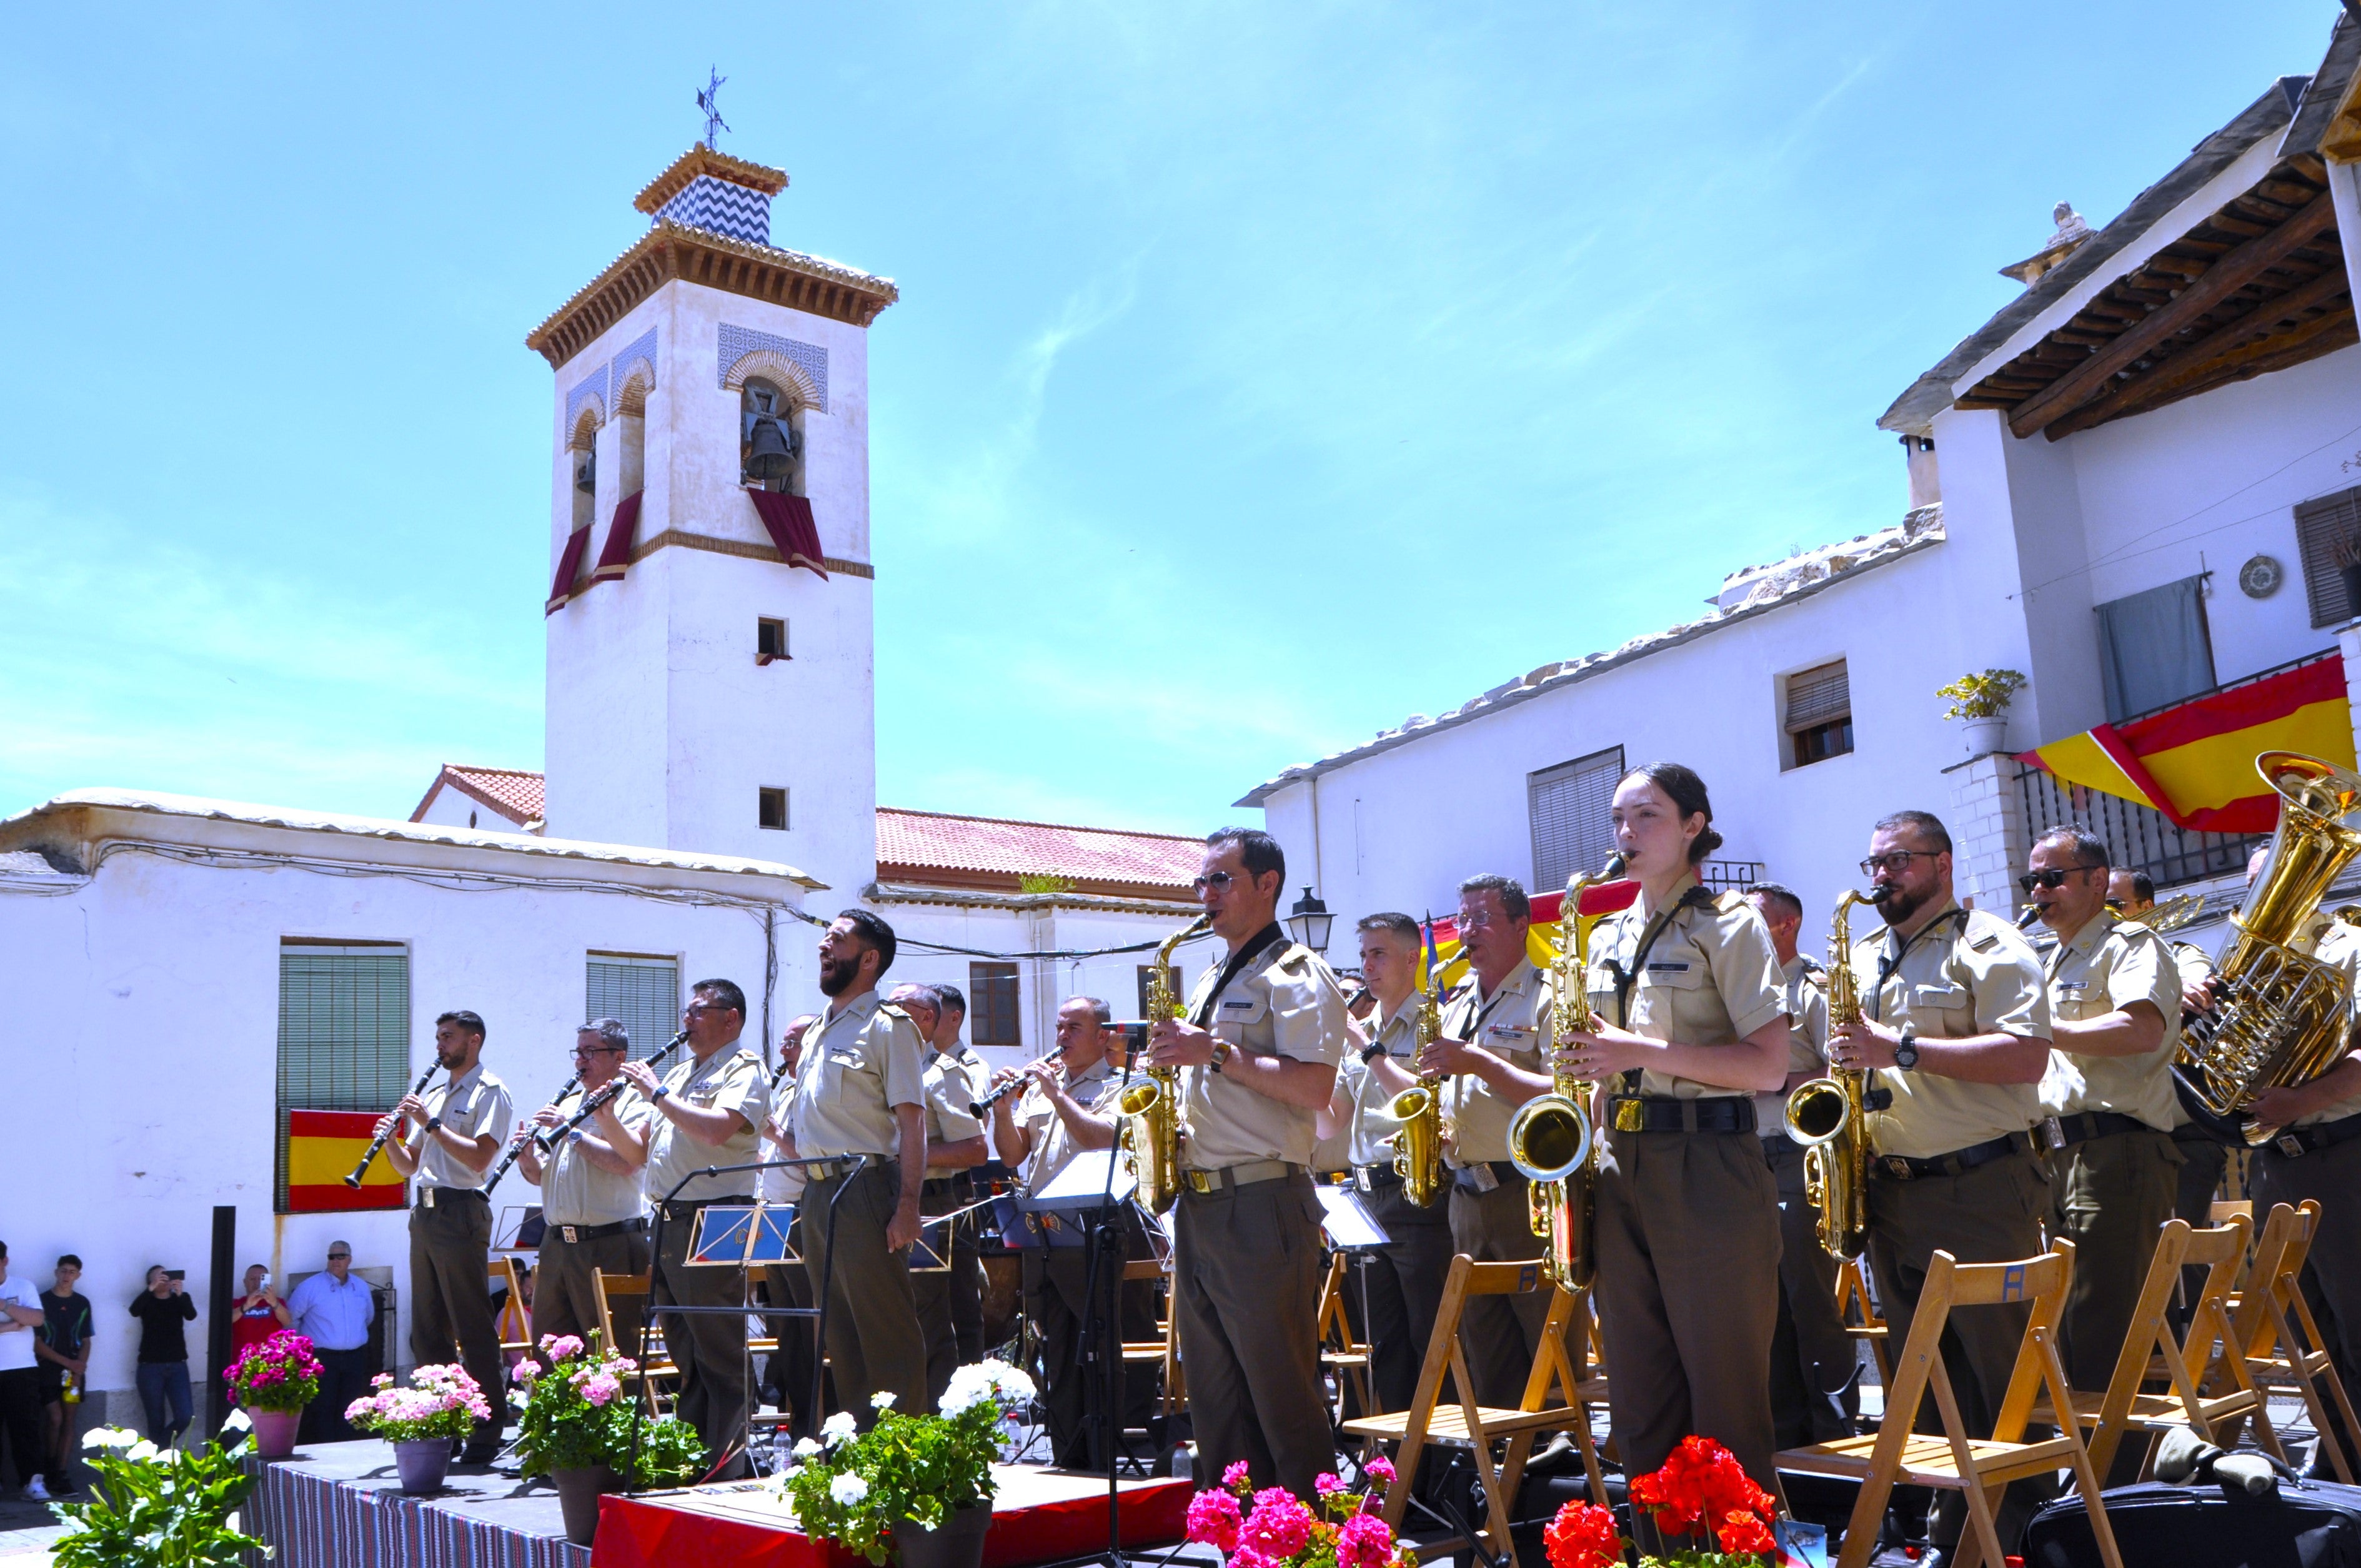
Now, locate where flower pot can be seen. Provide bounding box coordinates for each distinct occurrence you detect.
[552,1463,623,1546]
[1962,715,2008,757]
[395,1436,453,1494]
[248,1407,303,1459]
[2340,563,2361,618]
[897,1504,992,1568]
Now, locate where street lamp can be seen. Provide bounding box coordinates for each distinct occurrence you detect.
[1286,886,1335,955]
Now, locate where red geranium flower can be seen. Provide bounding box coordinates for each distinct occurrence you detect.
[1541,1501,1622,1568]
[1714,1507,1780,1559]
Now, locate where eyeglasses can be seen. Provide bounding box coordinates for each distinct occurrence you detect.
[327,1254,350,1261]
[1191,871,1239,893]
[571,1045,625,1057]
[1860,850,1935,876]
[2019,866,2102,892]
[684,1002,735,1017]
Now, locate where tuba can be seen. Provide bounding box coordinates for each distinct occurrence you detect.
[2180,752,2361,1143]
[1784,886,1888,1260]
[1120,914,1211,1214]
[1387,918,1449,1208]
[1509,855,1624,1289]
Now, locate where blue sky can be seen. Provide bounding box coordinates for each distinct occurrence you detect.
[0,2,2340,836]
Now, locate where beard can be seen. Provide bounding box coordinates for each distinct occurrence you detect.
[1876,883,1927,928]
[818,954,857,998]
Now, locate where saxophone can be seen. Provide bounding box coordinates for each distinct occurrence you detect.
[1120,914,1212,1214]
[1508,855,1624,1290]
[1387,919,1449,1208]
[1783,887,1887,1260]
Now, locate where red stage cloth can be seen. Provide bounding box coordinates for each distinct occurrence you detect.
[547,527,592,614]
[592,1473,1190,1568]
[592,492,644,584]
[748,489,830,580]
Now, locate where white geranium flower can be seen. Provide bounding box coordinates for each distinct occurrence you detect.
[821,1411,858,1447]
[870,1390,896,1411]
[221,1408,253,1435]
[830,1472,870,1507]
[793,1437,822,1457]
[126,1440,161,1463]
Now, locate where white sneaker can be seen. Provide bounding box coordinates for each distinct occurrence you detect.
[25,1476,51,1501]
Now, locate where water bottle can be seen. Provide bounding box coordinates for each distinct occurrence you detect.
[62,1372,81,1406]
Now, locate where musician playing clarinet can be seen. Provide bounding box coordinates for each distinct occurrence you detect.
[512,1019,652,1344]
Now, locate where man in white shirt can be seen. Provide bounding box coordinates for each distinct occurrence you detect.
[0,1243,47,1500]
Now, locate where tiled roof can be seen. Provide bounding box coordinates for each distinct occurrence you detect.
[412,765,546,826]
[875,808,1202,896]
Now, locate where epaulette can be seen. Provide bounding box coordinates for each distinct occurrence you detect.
[1797,955,1825,975]
[1711,889,1747,915]
[1969,931,2001,952]
[1277,949,1313,978]
[878,1003,915,1026]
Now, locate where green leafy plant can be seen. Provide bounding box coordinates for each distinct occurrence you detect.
[512,1331,707,1486]
[50,1413,265,1568]
[1018,873,1075,896]
[1936,667,2027,722]
[772,1359,1035,1564]
[224,1328,323,1413]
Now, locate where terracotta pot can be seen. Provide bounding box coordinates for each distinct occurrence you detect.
[552,1463,623,1546]
[394,1437,452,1494]
[896,1504,992,1568]
[247,1407,303,1459]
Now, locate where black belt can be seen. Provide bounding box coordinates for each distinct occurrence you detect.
[1351,1164,1402,1193]
[1873,1130,2035,1182]
[2055,1111,2157,1147]
[803,1157,892,1183]
[1607,1096,1758,1134]
[1451,1160,1521,1190]
[415,1187,487,1210]
[2267,1111,2361,1159]
[655,1194,754,1220]
[547,1216,647,1244]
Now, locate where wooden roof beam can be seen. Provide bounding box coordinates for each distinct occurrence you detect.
[2008,193,2340,438]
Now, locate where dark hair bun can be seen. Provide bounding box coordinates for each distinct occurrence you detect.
[1690,826,1725,865]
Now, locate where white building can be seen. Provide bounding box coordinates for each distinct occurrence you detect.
[1243,22,2361,958]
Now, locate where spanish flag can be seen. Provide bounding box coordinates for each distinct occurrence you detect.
[285,1109,405,1213]
[1428,878,1641,991]
[2021,655,2353,833]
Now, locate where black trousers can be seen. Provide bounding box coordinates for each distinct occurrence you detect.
[2169,1127,2233,1336]
[1021,1207,1159,1470]
[301,1347,374,1444]
[407,1195,507,1447]
[1763,1134,1860,1446]
[0,1368,41,1489]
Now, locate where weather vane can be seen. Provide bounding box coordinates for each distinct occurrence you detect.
[697,67,730,150]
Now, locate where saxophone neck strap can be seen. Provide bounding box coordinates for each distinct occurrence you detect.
[1190,923,1287,1028]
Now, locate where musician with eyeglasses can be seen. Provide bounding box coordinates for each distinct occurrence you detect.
[510,1018,652,1344]
[1829,811,2051,1556]
[2024,829,2184,1410]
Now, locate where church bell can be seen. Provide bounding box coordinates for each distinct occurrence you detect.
[743,415,797,484]
[575,451,596,495]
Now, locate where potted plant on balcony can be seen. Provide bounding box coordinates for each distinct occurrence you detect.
[1937,667,2027,757]
[222,1329,324,1459]
[511,1332,707,1546]
[344,1362,492,1494]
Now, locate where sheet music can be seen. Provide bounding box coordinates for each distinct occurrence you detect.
[1315,1185,1391,1249]
[1030,1150,1138,1208]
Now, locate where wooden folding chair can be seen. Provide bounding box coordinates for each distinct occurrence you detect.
[492,1255,534,1356]
[2217,1199,2361,1482]
[1341,1258,1608,1568]
[1776,1240,2122,1568]
[1317,1252,1376,1423]
[1836,1254,1891,1387]
[596,1270,676,1412]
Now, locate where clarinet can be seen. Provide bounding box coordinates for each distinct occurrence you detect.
[970,1052,1061,1118]
[484,1031,688,1194]
[344,1061,442,1187]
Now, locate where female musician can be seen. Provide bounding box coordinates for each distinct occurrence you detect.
[1553,761,1790,1506]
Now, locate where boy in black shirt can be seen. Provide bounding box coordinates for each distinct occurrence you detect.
[37,1256,92,1495]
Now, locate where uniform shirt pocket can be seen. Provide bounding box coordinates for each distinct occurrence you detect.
[1911,981,1973,1033]
[1214,993,1267,1045]
[2052,980,2095,1022]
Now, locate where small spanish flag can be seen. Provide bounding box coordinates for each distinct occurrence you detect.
[286,1109,405,1213]
[2022,654,2353,833]
[1427,878,1641,991]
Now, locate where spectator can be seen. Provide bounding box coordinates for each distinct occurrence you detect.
[286,1242,374,1442]
[0,1243,46,1499]
[36,1254,92,1498]
[129,1265,197,1447]
[229,1264,291,1364]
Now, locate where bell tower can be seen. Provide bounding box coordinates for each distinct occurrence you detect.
[529,145,898,900]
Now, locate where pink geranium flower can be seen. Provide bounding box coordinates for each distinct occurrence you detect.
[1186,1488,1243,1552]
[1241,1489,1315,1559]
[1336,1511,1396,1568]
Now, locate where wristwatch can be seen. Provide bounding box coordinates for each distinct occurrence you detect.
[424,1116,444,1134]
[650,1083,673,1101]
[1893,1026,1920,1072]
[1209,1040,1233,1074]
[1359,1043,1388,1066]
[567,1129,586,1145]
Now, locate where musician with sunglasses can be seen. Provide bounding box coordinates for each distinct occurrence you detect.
[2024,829,2183,1408]
[512,1018,654,1343]
[1829,811,2052,1556]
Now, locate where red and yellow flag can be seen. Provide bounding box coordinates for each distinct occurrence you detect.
[2022,655,2353,834]
[286,1109,405,1213]
[1426,880,1641,990]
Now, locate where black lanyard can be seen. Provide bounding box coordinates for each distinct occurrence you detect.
[1190,923,1288,1028]
[1867,908,1969,1023]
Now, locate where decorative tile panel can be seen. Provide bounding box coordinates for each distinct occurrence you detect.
[610,327,659,406]
[717,325,828,412]
[564,364,609,435]
[656,175,773,246]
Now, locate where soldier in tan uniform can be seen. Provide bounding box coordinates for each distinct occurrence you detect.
[2027,828,2184,1397]
[987,995,1156,1469]
[379,1009,514,1462]
[1747,882,1857,1444]
[617,978,772,1469]
[773,913,931,1426]
[1148,827,1345,1500]
[1829,810,2052,1555]
[1556,763,1788,1493]
[1319,913,1456,1416]
[1414,873,1559,1409]
[511,1019,653,1344]
[2109,866,2231,1279]
[887,983,990,1408]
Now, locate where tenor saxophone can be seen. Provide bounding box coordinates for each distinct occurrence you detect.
[1387,918,1449,1208]
[1508,855,1624,1290]
[1783,887,1888,1260]
[1120,914,1212,1214]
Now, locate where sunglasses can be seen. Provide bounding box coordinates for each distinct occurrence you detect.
[2019,866,2102,892]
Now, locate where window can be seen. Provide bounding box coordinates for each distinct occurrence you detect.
[587,953,680,1061]
[276,940,410,1212]
[757,618,789,661]
[1783,660,1854,769]
[2295,486,2361,630]
[758,787,788,830]
[740,377,804,494]
[1137,965,1180,1018]
[971,962,1021,1046]
[1529,746,1623,894]
[2095,575,2216,722]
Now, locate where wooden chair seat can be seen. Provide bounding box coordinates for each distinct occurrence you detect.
[1781,1430,2084,1486]
[1345,1395,1596,1447]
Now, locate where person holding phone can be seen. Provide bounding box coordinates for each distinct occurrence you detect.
[129,1266,198,1447]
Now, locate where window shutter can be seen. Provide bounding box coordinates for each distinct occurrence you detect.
[2295,487,2361,630]
[1529,746,1624,895]
[587,954,681,1060]
[1784,661,1851,732]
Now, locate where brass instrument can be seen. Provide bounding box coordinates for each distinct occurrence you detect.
[1509,855,1625,1289]
[1387,917,1449,1208]
[1783,886,1889,1260]
[344,1060,442,1188]
[2180,751,2361,1143]
[2139,890,2207,935]
[1120,915,1212,1214]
